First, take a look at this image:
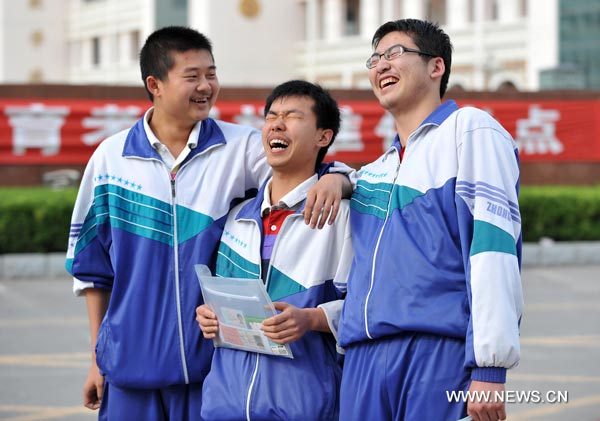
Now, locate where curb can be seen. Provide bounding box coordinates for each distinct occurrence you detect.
[1,243,600,280]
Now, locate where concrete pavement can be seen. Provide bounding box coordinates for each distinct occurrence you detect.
[1,266,599,420]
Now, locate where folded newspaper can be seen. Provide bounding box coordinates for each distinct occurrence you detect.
[195,265,294,358]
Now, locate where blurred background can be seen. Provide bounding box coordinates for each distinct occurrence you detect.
[0,0,599,420]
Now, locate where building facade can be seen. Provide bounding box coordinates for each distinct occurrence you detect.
[0,0,69,83]
[4,0,598,91]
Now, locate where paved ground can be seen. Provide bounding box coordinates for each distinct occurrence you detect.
[0,266,599,420]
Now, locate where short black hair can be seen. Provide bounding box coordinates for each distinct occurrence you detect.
[264,80,341,170]
[139,26,213,101]
[372,19,453,98]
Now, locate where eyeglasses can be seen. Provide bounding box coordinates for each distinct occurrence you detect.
[366,44,437,69]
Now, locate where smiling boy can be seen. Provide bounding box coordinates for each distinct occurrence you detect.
[196,80,352,421]
[66,28,348,420]
[338,19,523,421]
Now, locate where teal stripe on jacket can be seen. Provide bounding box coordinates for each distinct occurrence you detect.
[470,220,517,256]
[267,267,306,302]
[216,242,260,279]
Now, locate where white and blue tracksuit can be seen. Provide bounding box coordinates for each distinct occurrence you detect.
[338,100,524,420]
[66,114,270,395]
[201,175,353,421]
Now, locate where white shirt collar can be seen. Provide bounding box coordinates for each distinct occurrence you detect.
[260,174,319,215]
[142,108,202,171]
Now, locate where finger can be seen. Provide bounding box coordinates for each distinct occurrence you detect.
[308,195,326,229]
[497,407,507,420]
[265,335,297,345]
[327,199,340,225]
[262,318,292,332]
[199,317,219,327]
[96,378,104,401]
[303,192,316,225]
[317,197,334,229]
[201,325,219,334]
[467,408,480,421]
[478,409,492,421]
[272,302,290,312]
[84,389,98,410]
[197,306,216,319]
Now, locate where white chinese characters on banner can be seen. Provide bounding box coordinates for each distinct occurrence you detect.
[516,105,563,155]
[233,104,264,130]
[5,103,70,156]
[81,104,142,145]
[328,105,364,154]
[375,111,396,151]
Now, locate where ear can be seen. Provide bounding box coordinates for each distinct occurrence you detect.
[316,129,334,148]
[146,76,161,98]
[430,57,445,80]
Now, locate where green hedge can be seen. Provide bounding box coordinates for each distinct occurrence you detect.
[519,185,600,242]
[0,185,599,253]
[0,188,78,254]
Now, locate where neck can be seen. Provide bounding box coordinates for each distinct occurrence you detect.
[391,95,442,147]
[269,168,315,205]
[149,108,196,157]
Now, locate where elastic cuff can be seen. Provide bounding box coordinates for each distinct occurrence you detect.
[470,367,506,383]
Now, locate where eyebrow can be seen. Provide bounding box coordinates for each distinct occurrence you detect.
[266,108,304,115]
[182,65,217,73]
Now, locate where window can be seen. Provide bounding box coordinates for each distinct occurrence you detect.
[520,0,528,17]
[31,30,43,47]
[467,0,474,22]
[486,0,499,21]
[426,0,446,25]
[92,37,101,66]
[345,0,360,36]
[130,30,140,61]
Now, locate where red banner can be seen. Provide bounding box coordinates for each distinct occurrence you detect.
[1,98,599,165]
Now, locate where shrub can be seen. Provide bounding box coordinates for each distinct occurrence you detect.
[0,188,78,253]
[0,185,599,253]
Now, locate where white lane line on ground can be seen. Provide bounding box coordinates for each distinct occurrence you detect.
[510,393,600,420]
[0,352,89,368]
[0,317,87,327]
[520,335,600,348]
[526,301,600,312]
[0,405,94,421]
[510,373,600,384]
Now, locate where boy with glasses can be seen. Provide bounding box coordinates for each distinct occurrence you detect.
[338,19,523,421]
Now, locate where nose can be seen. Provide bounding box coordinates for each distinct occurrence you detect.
[196,76,211,93]
[375,56,390,73]
[269,114,286,132]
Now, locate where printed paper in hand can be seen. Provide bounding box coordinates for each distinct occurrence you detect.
[195,265,293,358]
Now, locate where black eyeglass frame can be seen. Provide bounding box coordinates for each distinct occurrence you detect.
[366,44,437,69]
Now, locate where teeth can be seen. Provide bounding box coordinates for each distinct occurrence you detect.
[380,77,398,88]
[191,97,208,103]
[269,139,289,149]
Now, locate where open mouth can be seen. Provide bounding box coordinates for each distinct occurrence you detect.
[190,96,209,104]
[269,138,289,152]
[379,77,399,89]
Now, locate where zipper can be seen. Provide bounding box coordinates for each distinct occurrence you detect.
[170,170,190,384]
[168,142,225,384]
[363,151,402,339]
[243,215,266,421]
[245,354,260,421]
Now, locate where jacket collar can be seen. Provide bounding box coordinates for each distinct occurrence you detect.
[236,174,318,222]
[390,100,459,153]
[123,111,226,161]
